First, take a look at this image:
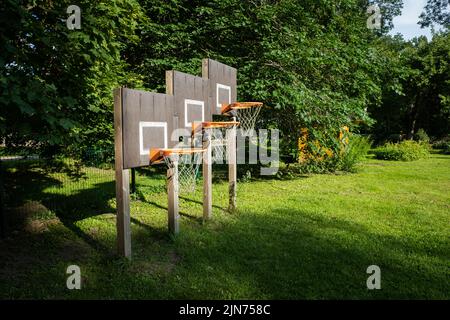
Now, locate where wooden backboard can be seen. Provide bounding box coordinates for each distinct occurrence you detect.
[119,59,237,169]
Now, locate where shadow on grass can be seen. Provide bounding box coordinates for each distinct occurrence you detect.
[130,217,168,241]
[142,198,203,223]
[2,160,117,256]
[45,182,116,256]
[1,160,448,299]
[179,195,227,212]
[1,196,448,299]
[164,207,449,299]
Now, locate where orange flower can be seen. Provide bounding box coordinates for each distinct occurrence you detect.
[324,148,334,157]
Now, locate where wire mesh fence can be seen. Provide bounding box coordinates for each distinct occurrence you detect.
[0,148,116,236]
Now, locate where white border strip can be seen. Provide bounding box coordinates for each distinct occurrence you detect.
[216,83,231,110]
[184,99,205,127]
[139,122,167,156]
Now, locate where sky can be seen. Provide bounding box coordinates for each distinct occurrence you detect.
[389,0,435,40]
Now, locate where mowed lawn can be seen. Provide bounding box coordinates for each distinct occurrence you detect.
[0,155,449,299]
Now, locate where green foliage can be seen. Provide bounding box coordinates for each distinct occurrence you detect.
[441,143,450,154]
[289,160,336,176]
[432,136,450,154]
[1,0,447,165]
[374,140,430,161]
[126,0,396,158]
[414,128,430,143]
[369,31,450,142]
[338,135,372,172]
[280,133,370,176]
[419,0,450,28]
[0,0,145,154]
[432,133,450,144]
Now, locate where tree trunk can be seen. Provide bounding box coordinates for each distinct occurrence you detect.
[408,95,420,140]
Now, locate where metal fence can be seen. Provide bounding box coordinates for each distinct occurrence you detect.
[0,148,115,237]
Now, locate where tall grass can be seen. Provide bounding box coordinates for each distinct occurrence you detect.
[338,135,372,172]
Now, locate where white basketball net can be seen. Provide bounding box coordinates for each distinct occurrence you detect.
[207,127,235,164]
[234,106,262,136]
[163,151,203,194]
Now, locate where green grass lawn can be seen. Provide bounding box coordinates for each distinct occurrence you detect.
[0,155,449,299]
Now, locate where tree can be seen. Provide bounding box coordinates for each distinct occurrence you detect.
[126,0,402,159]
[419,0,450,28]
[1,0,409,161]
[368,31,450,141]
[0,0,145,154]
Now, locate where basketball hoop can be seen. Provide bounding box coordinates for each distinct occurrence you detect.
[221,102,263,135]
[192,121,239,164]
[150,148,206,193]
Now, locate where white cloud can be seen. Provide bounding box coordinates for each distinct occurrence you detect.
[389,0,434,40]
[394,0,426,25]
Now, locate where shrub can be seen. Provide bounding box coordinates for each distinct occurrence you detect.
[276,161,333,178]
[295,126,350,174]
[435,142,450,154]
[385,133,405,143]
[338,135,372,172]
[432,140,448,149]
[278,133,370,177]
[432,136,450,154]
[374,140,430,161]
[414,128,430,144]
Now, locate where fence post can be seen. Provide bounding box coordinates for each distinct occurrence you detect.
[167,158,179,234]
[203,129,212,220]
[0,160,5,238]
[228,117,237,211]
[114,88,131,258]
[131,168,136,194]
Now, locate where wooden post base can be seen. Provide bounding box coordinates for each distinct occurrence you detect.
[228,117,237,212]
[203,131,212,220]
[167,159,180,234]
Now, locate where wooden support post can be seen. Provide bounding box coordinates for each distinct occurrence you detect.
[203,129,212,220]
[131,168,136,194]
[114,88,131,258]
[167,158,180,234]
[0,160,5,238]
[228,118,237,211]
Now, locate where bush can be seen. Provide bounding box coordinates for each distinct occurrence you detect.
[276,161,332,178]
[443,144,450,155]
[432,140,448,149]
[435,142,450,154]
[432,136,450,154]
[338,135,372,172]
[414,128,430,144]
[374,140,430,161]
[277,134,371,177]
